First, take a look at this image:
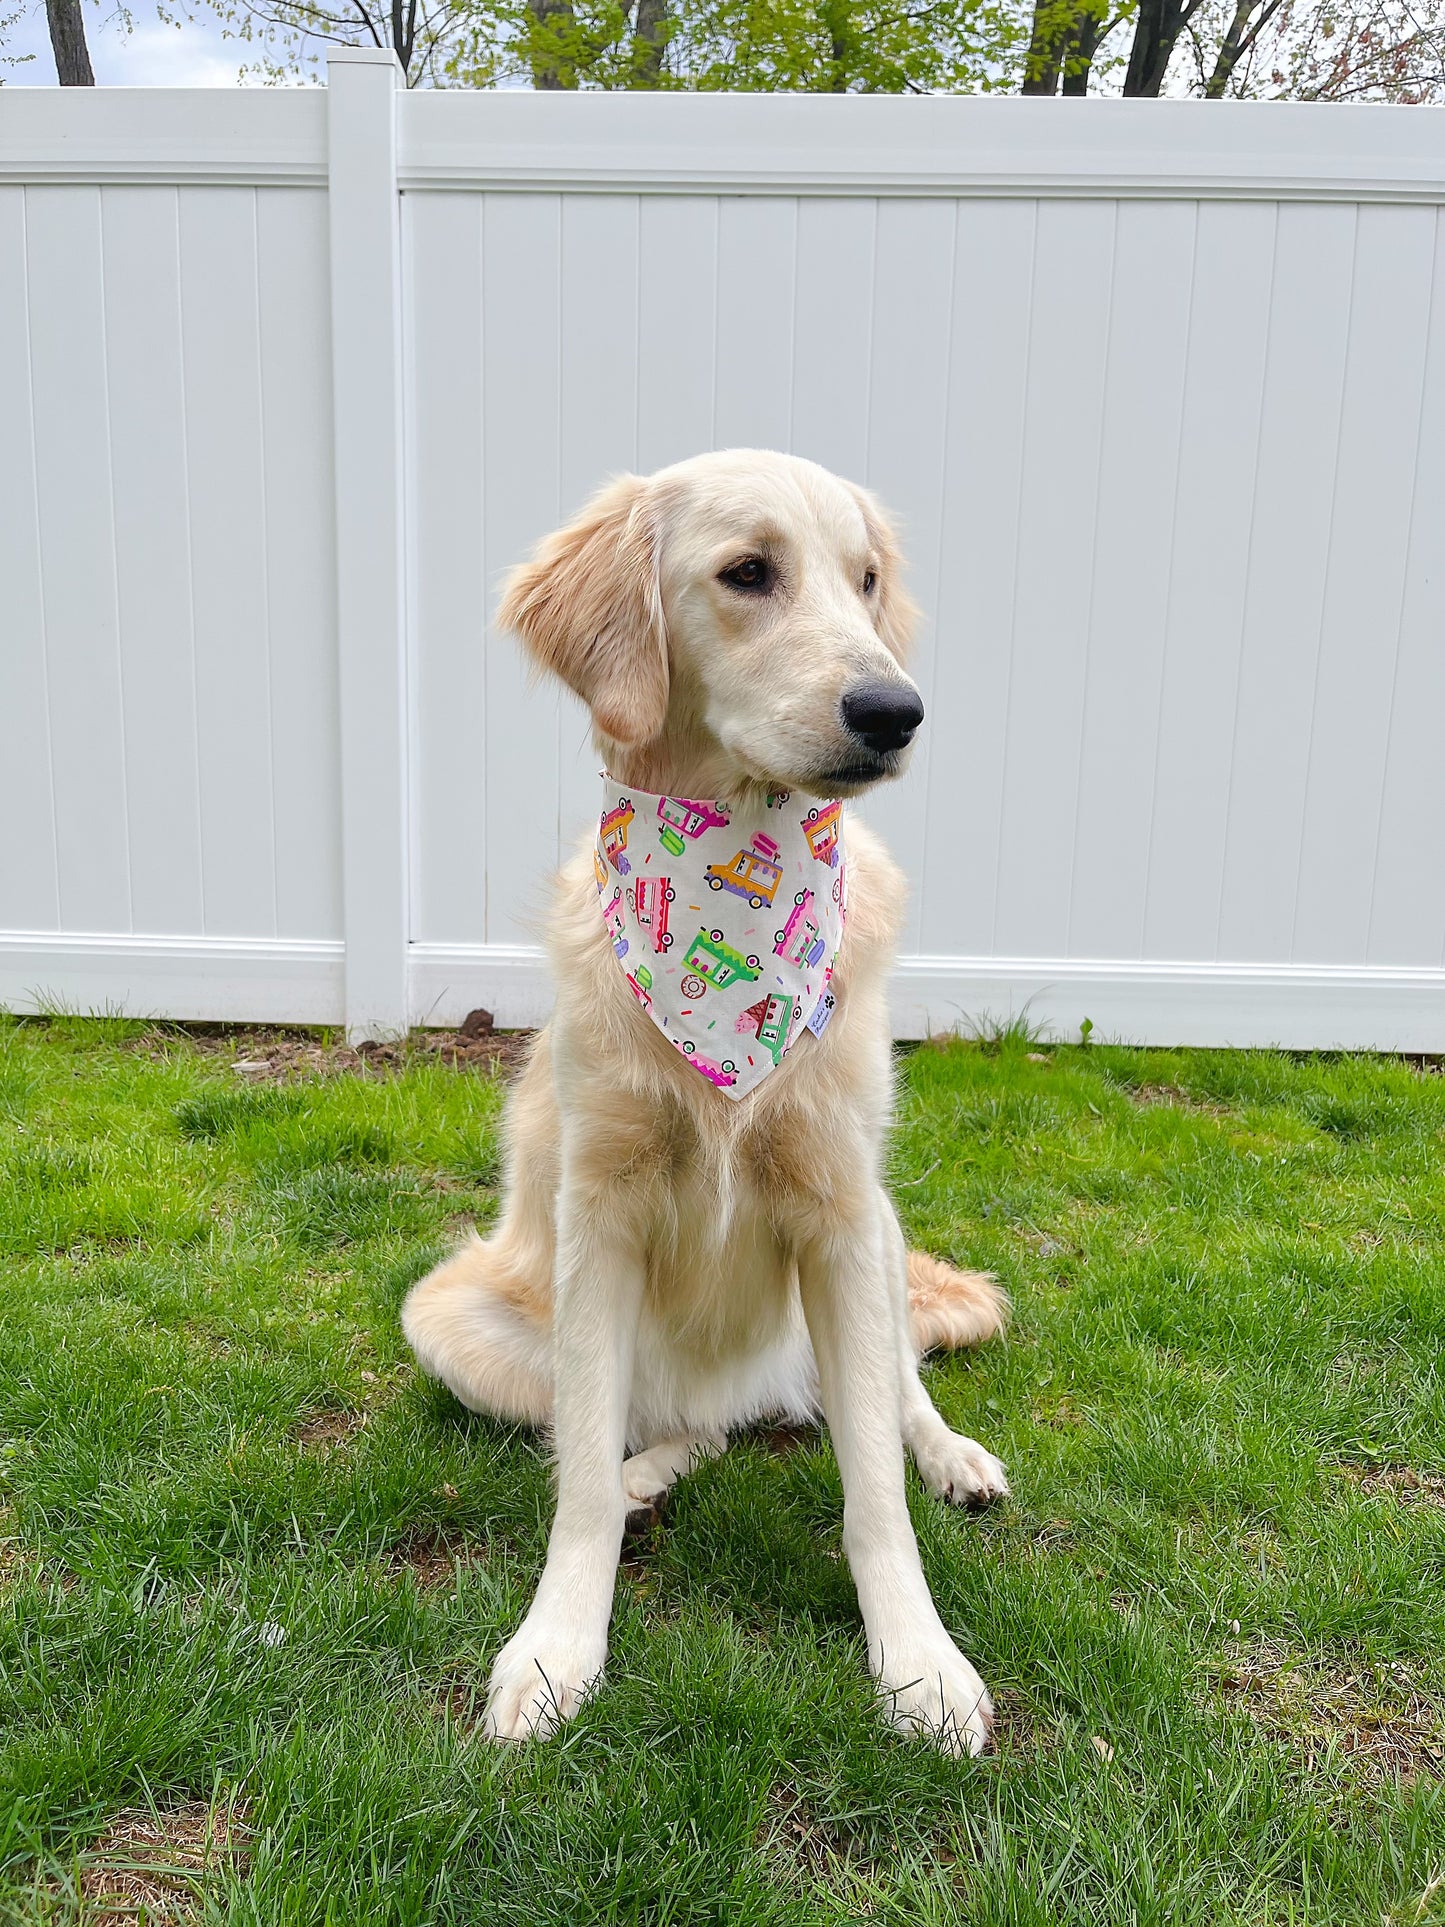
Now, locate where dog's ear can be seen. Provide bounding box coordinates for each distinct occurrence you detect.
[849,483,919,664]
[497,475,668,747]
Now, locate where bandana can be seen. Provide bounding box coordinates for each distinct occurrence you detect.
[594,776,846,1099]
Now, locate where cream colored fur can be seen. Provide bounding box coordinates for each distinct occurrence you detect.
[402,450,1009,1756]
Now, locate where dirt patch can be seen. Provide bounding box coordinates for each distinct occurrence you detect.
[1216,1638,1445,1786]
[1031,1392,1084,1429]
[432,1676,487,1740]
[761,1782,879,1887]
[753,1422,819,1457]
[383,1526,477,1589]
[126,1022,533,1083]
[989,1688,1057,1761]
[294,1407,367,1455]
[64,1796,251,1923]
[1129,1083,1228,1115]
[1334,1464,1445,1507]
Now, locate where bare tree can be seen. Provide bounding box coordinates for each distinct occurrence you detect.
[47,0,96,80]
[1020,0,1445,93]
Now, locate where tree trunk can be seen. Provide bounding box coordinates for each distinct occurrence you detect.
[1204,0,1253,93]
[1060,2,1106,91]
[1020,0,1068,92]
[633,0,669,81]
[528,0,576,87]
[46,0,95,84]
[1122,0,1197,93]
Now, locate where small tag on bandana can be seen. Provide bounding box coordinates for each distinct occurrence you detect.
[595,775,846,1100]
[805,990,837,1039]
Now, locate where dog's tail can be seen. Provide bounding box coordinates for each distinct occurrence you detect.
[906,1252,1008,1354]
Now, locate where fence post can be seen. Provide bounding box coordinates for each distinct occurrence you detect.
[326,47,409,1041]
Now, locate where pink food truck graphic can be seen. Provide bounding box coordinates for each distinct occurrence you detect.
[672,1038,738,1088]
[657,795,730,857]
[631,875,676,952]
[684,929,761,990]
[626,962,654,1009]
[774,889,827,969]
[705,833,783,910]
[600,800,636,874]
[802,802,842,867]
[602,886,629,958]
[736,992,798,1067]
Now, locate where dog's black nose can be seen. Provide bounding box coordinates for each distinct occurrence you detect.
[840,681,925,756]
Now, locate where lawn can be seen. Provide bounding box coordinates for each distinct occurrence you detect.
[1,1014,1443,1925]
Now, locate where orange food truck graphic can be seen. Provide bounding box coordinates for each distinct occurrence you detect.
[774,890,827,969]
[592,845,608,892]
[705,832,783,910]
[736,991,798,1066]
[657,795,730,857]
[683,929,761,991]
[602,886,629,958]
[630,875,676,952]
[600,799,636,874]
[802,802,842,867]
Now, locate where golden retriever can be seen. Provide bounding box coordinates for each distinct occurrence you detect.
[402,449,1008,1754]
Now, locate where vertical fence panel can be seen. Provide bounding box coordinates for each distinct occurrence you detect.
[993,199,1117,961]
[0,186,61,934]
[328,48,409,1036]
[918,199,1037,962]
[178,187,278,938]
[24,185,133,935]
[97,187,206,939]
[406,192,488,952]
[258,188,344,944]
[1066,201,1196,963]
[1217,201,1357,964]
[1142,200,1277,965]
[480,191,563,945]
[1368,208,1445,972]
[1292,205,1439,965]
[636,198,718,472]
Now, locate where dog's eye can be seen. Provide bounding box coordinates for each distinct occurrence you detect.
[719,557,772,593]
[862,570,877,595]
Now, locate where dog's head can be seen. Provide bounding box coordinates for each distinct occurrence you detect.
[498,449,923,799]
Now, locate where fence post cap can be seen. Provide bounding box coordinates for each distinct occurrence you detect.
[327,46,404,73]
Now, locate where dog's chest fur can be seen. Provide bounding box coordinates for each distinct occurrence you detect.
[549,818,903,1371]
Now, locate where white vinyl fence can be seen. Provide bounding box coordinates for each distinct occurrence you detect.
[3,62,1444,1047]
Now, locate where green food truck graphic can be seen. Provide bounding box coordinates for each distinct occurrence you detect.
[736,991,799,1066]
[683,929,762,991]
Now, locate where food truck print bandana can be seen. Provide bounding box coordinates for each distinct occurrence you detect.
[595,775,846,1099]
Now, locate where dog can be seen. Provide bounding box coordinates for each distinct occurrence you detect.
[402,448,1009,1755]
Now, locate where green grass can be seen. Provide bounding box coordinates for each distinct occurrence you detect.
[1,1014,1444,1923]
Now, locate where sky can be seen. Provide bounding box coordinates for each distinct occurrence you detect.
[3,0,288,83]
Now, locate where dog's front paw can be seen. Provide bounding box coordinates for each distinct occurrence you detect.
[873,1634,994,1757]
[911,1428,1009,1509]
[482,1618,607,1742]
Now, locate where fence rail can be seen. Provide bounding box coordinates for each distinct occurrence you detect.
[3,62,1444,1047]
